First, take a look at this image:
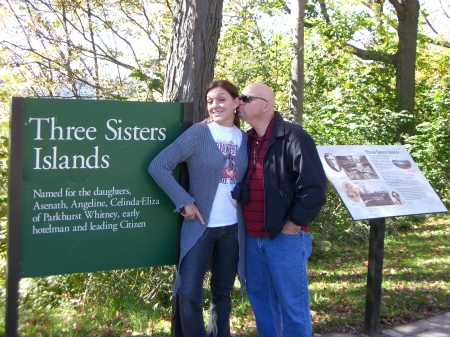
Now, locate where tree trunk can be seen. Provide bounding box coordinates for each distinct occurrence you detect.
[163,0,224,122]
[290,0,305,125]
[391,0,420,136]
[347,0,420,140]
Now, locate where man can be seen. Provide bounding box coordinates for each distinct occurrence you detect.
[237,83,327,337]
[324,153,341,172]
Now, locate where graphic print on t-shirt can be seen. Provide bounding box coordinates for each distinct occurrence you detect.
[216,140,239,185]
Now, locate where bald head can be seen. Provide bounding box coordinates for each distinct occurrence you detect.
[244,83,275,109]
[239,83,276,135]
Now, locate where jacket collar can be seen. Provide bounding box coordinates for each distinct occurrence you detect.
[270,112,285,139]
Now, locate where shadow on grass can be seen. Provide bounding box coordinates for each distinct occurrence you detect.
[307,219,450,334]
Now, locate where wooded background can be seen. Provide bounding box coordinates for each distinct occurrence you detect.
[2,0,448,221]
[0,1,449,334]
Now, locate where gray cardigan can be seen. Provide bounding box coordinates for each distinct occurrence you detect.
[148,123,248,293]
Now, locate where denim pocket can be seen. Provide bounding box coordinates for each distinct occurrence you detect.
[304,232,312,259]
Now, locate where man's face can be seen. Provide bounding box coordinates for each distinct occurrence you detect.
[237,88,267,122]
[327,156,337,167]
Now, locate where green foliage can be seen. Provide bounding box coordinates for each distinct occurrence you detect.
[0,0,449,335]
[302,27,400,143]
[403,45,450,208]
[0,71,12,299]
[13,267,175,336]
[19,267,173,310]
[216,0,292,107]
[405,113,450,208]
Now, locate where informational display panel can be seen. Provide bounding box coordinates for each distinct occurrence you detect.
[9,98,191,277]
[317,145,448,220]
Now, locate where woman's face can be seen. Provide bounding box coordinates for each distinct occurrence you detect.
[347,185,356,197]
[206,87,239,127]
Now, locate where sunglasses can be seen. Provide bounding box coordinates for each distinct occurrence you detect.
[239,95,268,103]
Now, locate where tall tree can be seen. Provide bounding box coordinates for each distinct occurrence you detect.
[290,0,305,124]
[163,0,224,122]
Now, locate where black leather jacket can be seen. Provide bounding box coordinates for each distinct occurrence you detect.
[248,113,327,240]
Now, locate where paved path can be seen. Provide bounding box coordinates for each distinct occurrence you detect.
[320,312,450,337]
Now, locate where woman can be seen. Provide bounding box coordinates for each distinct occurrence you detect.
[148,80,248,337]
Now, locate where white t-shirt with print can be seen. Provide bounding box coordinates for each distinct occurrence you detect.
[207,122,242,228]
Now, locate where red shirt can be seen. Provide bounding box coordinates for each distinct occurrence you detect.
[242,117,275,236]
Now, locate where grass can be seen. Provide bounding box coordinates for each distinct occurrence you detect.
[310,215,449,334]
[0,214,449,336]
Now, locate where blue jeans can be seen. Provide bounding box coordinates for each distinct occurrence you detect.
[246,231,313,337]
[178,225,239,337]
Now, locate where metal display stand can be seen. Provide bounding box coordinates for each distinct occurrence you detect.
[364,218,386,336]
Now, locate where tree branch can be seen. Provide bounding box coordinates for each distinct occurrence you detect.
[346,42,397,65]
[319,0,331,23]
[387,0,404,15]
[422,35,450,48]
[423,14,439,35]
[164,0,173,17]
[117,0,164,58]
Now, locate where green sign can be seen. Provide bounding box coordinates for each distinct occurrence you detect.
[9,98,191,277]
